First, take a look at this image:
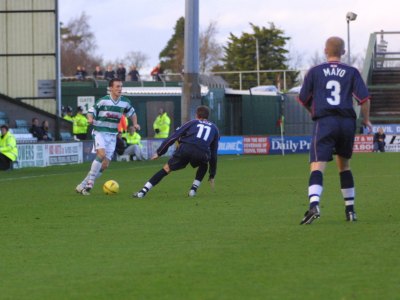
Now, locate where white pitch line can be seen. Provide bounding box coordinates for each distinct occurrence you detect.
[0,163,158,182]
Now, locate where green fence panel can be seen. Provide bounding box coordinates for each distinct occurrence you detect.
[202,88,226,134]
[241,94,281,135]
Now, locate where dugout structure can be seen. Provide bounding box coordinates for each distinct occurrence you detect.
[61,80,308,137]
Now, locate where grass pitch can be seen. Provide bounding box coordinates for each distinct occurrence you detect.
[1,153,399,300]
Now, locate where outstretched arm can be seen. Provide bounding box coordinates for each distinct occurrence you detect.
[361,99,372,133]
[130,113,140,130]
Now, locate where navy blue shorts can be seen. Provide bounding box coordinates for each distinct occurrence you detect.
[168,143,209,171]
[310,116,356,162]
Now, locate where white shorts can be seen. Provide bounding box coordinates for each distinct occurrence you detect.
[92,130,117,161]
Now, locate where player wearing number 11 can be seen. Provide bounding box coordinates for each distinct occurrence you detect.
[297,36,372,224]
[133,105,219,198]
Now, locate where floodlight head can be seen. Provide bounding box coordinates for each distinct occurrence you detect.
[346,12,357,21]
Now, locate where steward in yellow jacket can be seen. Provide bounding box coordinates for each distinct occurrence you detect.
[73,106,89,140]
[63,106,74,122]
[122,126,145,160]
[0,125,18,170]
[153,108,171,138]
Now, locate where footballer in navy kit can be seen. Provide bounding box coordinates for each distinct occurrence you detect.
[133,105,219,198]
[297,36,372,224]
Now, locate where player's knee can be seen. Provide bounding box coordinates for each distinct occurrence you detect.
[96,148,106,159]
[336,156,350,172]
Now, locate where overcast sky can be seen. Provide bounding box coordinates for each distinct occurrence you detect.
[59,0,400,71]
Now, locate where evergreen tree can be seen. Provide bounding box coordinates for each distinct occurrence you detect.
[159,17,185,73]
[159,17,223,74]
[222,23,298,90]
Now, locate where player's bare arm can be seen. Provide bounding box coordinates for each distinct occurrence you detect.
[361,99,372,132]
[131,114,141,130]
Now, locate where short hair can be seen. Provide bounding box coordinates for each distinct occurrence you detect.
[1,124,9,131]
[109,78,122,87]
[325,37,345,57]
[196,106,210,119]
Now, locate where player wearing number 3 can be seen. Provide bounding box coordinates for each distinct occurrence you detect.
[133,105,219,198]
[297,36,372,224]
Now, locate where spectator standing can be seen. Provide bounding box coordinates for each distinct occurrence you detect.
[73,106,89,140]
[116,63,126,81]
[153,108,171,138]
[0,125,18,171]
[75,78,141,196]
[104,65,116,81]
[81,67,88,79]
[75,65,86,80]
[133,105,219,198]
[75,65,83,79]
[122,125,145,161]
[30,118,49,141]
[373,127,386,152]
[128,65,140,82]
[63,106,74,122]
[297,36,372,225]
[93,66,104,79]
[150,63,163,81]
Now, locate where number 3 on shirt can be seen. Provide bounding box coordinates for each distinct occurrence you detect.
[326,80,341,105]
[197,124,211,141]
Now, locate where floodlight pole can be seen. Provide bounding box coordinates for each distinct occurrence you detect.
[347,19,351,64]
[346,12,357,65]
[256,38,260,86]
[182,0,201,123]
[55,0,62,140]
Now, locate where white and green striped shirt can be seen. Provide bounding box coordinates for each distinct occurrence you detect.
[88,95,135,134]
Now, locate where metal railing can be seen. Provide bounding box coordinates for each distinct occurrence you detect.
[372,31,400,69]
[361,30,400,124]
[61,69,305,91]
[362,31,400,85]
[209,69,299,91]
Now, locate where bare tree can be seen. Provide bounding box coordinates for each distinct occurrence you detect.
[285,41,304,71]
[62,12,96,52]
[199,21,223,73]
[61,12,102,77]
[308,51,325,67]
[306,48,365,70]
[123,51,149,70]
[159,17,222,74]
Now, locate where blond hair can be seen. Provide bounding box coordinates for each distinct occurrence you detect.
[325,37,345,58]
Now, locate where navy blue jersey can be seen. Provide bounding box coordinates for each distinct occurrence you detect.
[298,61,369,120]
[157,119,219,159]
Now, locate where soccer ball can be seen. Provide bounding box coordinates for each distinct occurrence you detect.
[103,180,119,195]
